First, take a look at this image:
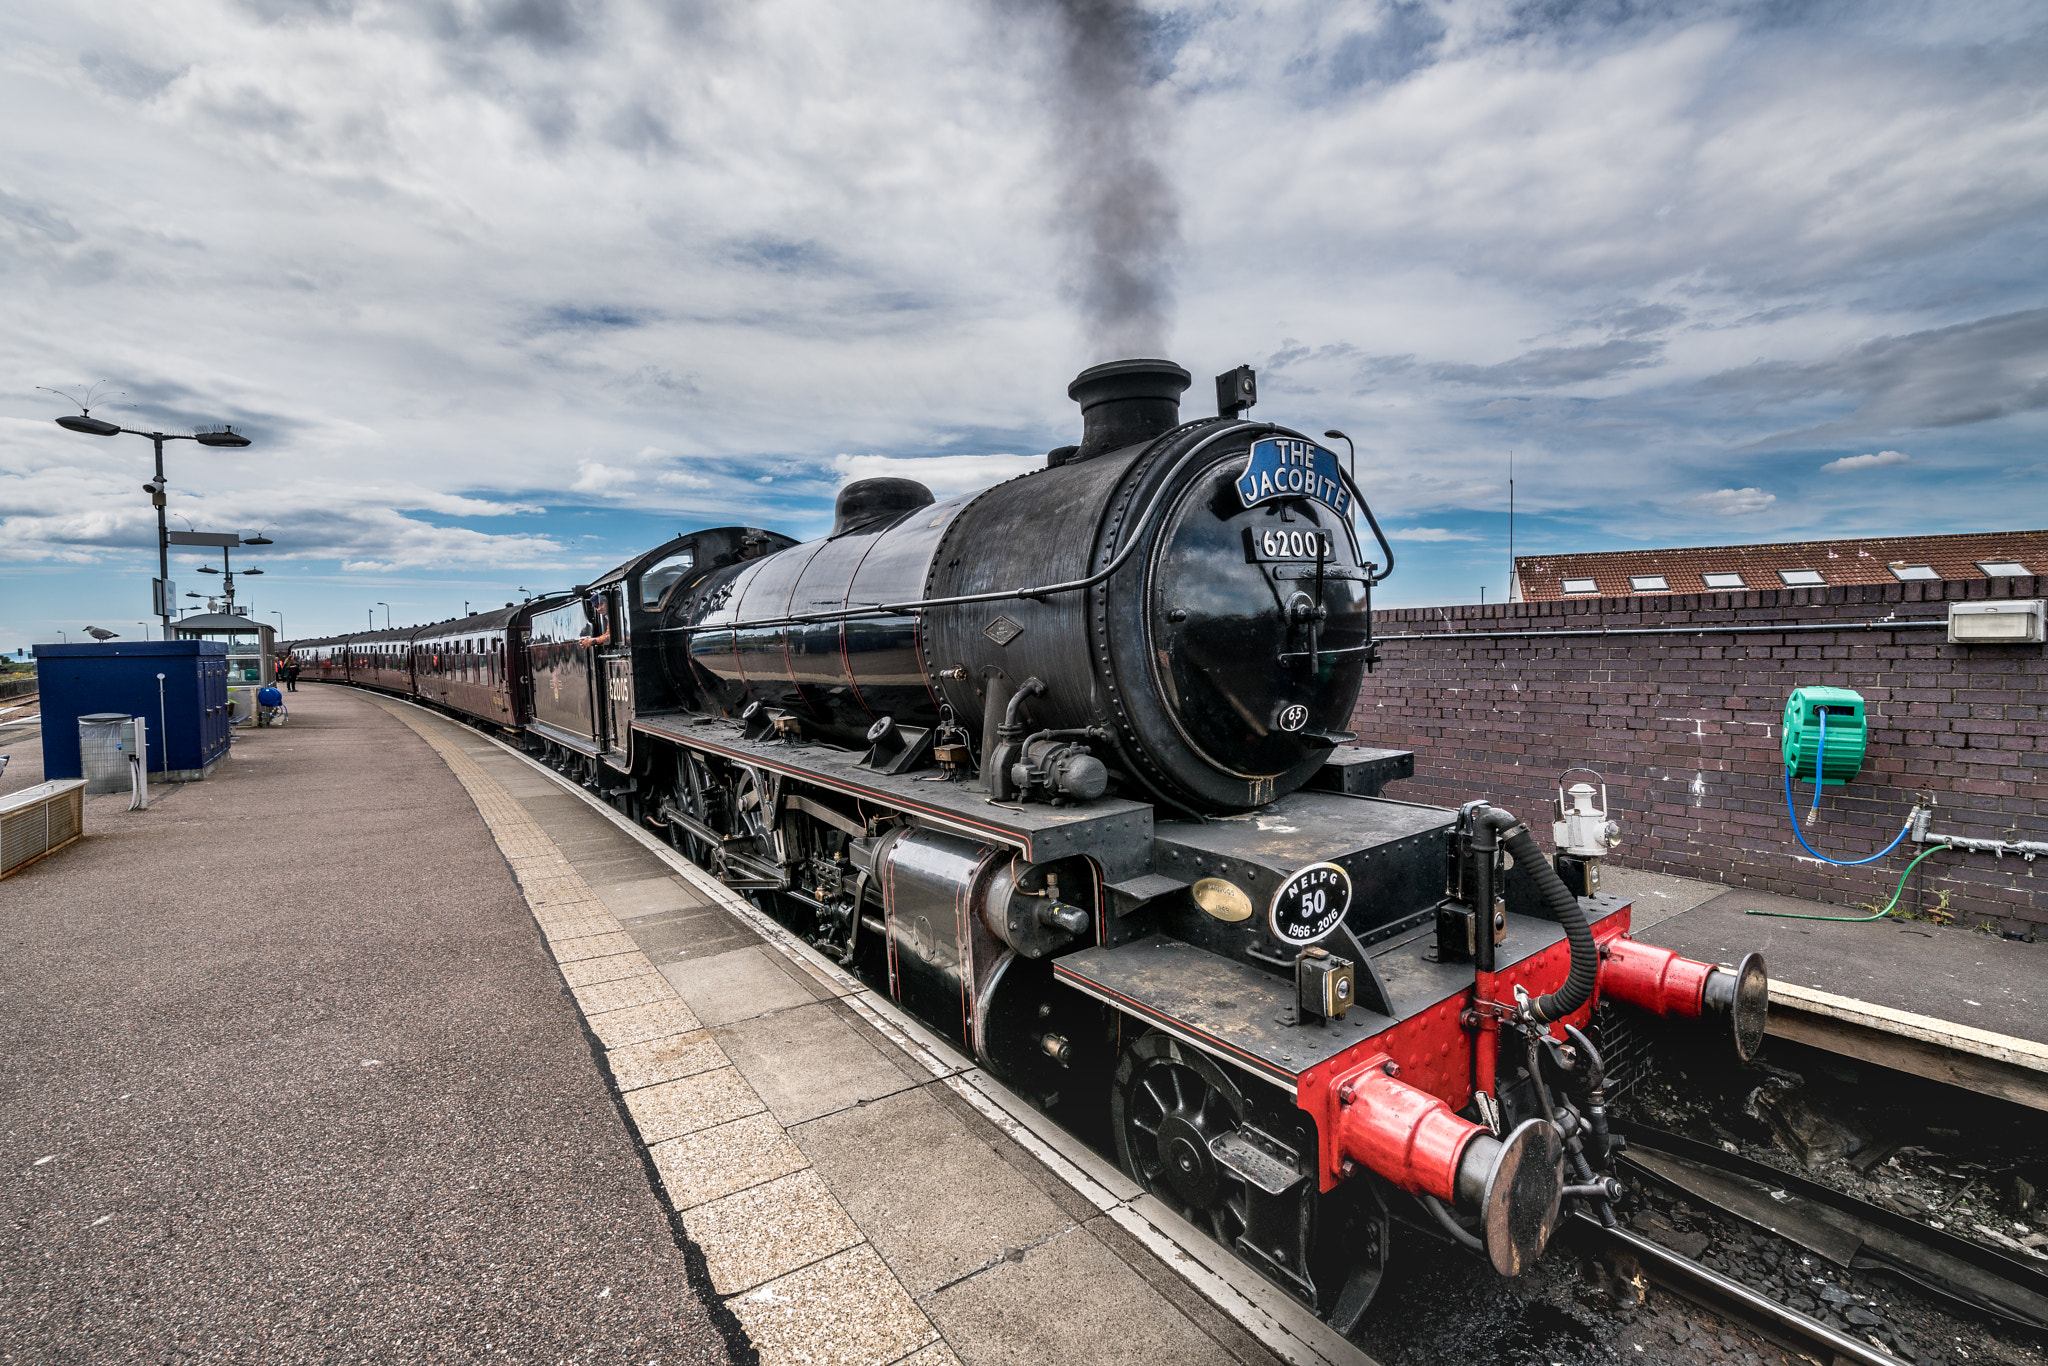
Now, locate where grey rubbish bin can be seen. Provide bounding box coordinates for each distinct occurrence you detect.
[78,712,135,795]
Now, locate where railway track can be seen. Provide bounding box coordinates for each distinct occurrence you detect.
[1575,1215,1898,1366]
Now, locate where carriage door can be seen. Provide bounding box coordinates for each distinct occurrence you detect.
[601,587,633,771]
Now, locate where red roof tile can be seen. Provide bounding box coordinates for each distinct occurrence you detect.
[1513,530,2048,601]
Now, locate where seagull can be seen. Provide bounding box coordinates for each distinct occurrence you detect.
[83,625,119,641]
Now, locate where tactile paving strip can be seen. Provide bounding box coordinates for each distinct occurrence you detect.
[368,698,951,1366]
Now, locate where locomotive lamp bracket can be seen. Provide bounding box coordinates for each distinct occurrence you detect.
[862,715,936,775]
[1295,947,1355,1021]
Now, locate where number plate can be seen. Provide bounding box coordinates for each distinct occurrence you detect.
[1244,527,1338,562]
[1269,862,1352,947]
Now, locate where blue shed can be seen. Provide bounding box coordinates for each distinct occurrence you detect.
[35,641,232,782]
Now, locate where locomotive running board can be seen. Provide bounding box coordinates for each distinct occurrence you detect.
[1054,935,1397,1092]
[634,713,1158,882]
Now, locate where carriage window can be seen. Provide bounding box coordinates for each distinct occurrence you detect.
[640,549,696,608]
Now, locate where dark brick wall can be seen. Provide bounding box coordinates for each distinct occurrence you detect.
[1350,577,2047,930]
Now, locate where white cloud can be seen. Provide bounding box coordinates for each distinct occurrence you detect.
[570,460,636,495]
[1688,487,1777,516]
[1821,449,1911,473]
[1386,526,1479,542]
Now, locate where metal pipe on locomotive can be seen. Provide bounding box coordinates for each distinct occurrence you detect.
[311,358,1772,1331]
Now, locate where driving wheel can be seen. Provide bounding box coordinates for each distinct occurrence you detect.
[1113,1031,1251,1246]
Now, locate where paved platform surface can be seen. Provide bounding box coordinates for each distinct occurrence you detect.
[0,683,736,1363]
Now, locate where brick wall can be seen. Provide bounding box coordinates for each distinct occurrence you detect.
[1351,577,2047,930]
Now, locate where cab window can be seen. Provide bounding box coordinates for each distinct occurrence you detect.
[639,549,696,608]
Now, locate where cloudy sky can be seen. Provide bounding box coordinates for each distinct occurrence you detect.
[3,0,2045,646]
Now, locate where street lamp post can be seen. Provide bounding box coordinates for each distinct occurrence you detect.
[271,610,285,640]
[50,405,252,640]
[192,543,266,617]
[377,602,391,630]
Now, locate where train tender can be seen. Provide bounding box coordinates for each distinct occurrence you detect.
[307,359,1771,1333]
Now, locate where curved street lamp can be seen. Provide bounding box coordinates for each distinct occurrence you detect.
[50,402,254,639]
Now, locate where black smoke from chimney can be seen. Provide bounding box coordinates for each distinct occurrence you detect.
[1037,0,1179,361]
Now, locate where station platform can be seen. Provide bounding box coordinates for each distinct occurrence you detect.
[0,683,1352,1366]
[1611,867,2047,1112]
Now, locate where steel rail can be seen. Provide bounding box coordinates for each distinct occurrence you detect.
[1570,1214,1896,1366]
[1377,618,1948,642]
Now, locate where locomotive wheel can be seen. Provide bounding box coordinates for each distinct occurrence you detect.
[669,751,718,866]
[731,767,769,842]
[1114,1032,1250,1245]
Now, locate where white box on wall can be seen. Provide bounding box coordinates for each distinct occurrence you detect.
[1948,599,2045,644]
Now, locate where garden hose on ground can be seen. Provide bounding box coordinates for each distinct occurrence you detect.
[1745,841,1951,922]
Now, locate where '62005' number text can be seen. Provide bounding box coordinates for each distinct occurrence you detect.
[1254,528,1335,561]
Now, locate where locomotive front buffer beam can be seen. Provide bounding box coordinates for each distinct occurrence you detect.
[1291,927,1770,1278]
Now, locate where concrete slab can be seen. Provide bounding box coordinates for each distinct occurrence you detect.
[793,1086,1080,1296]
[568,850,673,879]
[682,1169,864,1294]
[608,1030,727,1092]
[899,1343,966,1366]
[587,997,705,1049]
[595,874,713,918]
[728,1244,937,1366]
[1601,865,1730,930]
[549,929,640,962]
[571,970,672,1016]
[1641,887,2045,1046]
[632,910,765,966]
[663,945,819,1026]
[716,1001,918,1126]
[924,1224,1242,1366]
[652,1112,811,1211]
[624,1065,767,1143]
[560,949,661,988]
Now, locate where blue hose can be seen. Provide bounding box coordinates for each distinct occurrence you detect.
[1783,760,1910,866]
[1808,707,1826,821]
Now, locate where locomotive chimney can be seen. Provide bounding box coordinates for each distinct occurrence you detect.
[1059,358,1191,465]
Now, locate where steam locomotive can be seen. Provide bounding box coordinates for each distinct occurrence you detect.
[292,359,1768,1332]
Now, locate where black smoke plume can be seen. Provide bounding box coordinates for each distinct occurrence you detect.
[1038,0,1180,360]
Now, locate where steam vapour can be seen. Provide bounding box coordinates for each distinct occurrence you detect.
[1039,0,1179,360]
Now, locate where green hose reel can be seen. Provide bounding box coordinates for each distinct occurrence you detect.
[1782,686,1867,786]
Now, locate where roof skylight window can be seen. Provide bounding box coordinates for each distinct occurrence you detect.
[1701,572,1745,589]
[1978,560,2030,577]
[1779,569,1825,586]
[1889,563,1939,581]
[1561,578,1599,595]
[1629,574,1670,592]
